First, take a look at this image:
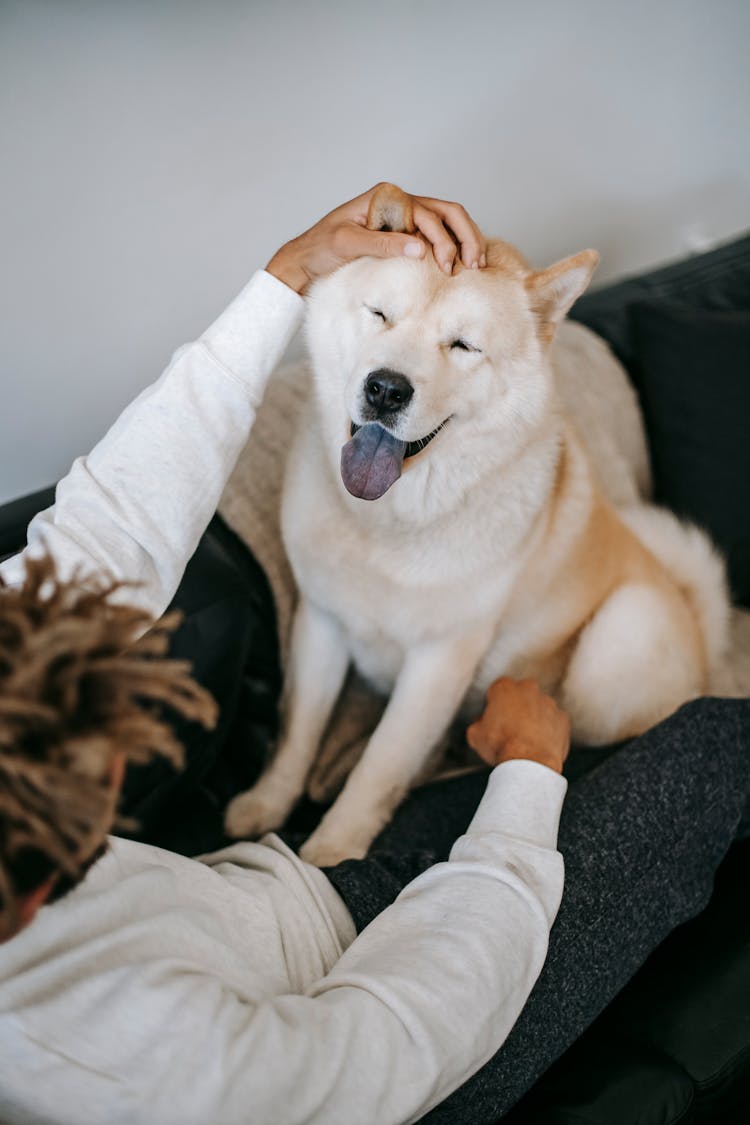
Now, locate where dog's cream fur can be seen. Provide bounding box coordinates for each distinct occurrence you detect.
[226,192,729,865]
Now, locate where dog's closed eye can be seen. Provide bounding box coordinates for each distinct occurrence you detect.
[367,306,388,323]
[450,338,480,353]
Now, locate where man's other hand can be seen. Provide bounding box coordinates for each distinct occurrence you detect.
[467,678,571,775]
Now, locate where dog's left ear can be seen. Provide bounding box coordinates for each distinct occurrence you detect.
[526,250,599,340]
[366,183,416,234]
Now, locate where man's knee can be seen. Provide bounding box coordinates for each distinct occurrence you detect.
[669,696,750,752]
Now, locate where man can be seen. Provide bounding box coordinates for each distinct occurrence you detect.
[0,185,748,1124]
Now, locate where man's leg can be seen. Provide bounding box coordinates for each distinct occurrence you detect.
[324,697,750,1123]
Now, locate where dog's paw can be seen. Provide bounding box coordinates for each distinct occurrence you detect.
[299,832,368,868]
[224,786,289,840]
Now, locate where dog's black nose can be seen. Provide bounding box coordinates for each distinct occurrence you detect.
[364,370,414,415]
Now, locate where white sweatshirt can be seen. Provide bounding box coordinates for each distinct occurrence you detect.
[0,271,567,1125]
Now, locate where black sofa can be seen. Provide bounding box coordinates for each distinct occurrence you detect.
[1,233,748,1123]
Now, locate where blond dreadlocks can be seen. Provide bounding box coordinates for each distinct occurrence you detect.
[0,555,218,932]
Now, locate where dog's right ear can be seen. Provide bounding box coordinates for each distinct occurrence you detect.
[366,183,416,234]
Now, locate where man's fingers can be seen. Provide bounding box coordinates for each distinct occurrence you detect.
[325,186,486,272]
[465,719,482,752]
[466,720,496,764]
[415,196,487,269]
[418,196,487,268]
[334,221,425,263]
[412,204,458,274]
[485,675,519,704]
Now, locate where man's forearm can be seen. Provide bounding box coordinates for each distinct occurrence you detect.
[0,271,303,619]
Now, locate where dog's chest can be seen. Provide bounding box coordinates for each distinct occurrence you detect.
[283,494,527,692]
[289,513,493,630]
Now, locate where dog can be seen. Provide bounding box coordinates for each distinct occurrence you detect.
[225,184,729,866]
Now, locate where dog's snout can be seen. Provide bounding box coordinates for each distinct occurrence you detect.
[364,370,414,416]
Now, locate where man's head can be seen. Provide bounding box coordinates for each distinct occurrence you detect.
[0,556,217,940]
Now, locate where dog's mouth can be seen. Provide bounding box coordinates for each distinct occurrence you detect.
[349,421,447,459]
[341,419,450,501]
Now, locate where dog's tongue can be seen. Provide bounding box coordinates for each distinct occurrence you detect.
[341,423,407,500]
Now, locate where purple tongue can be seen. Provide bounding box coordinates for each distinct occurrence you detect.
[341,423,407,500]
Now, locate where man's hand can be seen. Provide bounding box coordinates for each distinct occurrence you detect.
[466,678,571,775]
[266,182,487,294]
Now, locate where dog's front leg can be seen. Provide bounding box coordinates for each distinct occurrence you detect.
[300,635,487,866]
[225,596,350,838]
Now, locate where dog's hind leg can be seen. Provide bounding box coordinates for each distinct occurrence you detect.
[224,596,350,839]
[561,582,704,745]
[299,632,490,866]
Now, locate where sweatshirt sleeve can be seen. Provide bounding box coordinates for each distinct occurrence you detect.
[121,760,567,1125]
[0,271,303,619]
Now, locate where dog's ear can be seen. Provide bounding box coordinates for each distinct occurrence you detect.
[526,250,599,340]
[366,183,416,234]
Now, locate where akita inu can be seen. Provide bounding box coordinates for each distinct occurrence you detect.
[226,185,729,865]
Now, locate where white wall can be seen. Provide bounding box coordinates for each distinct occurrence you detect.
[1,0,748,506]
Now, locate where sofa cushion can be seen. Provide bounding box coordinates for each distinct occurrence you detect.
[628,301,750,606]
[570,232,750,372]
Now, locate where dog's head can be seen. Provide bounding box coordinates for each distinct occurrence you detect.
[305,185,598,506]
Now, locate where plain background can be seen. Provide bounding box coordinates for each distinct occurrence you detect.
[1,0,748,506]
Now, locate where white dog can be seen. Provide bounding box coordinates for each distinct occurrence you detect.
[226,186,729,865]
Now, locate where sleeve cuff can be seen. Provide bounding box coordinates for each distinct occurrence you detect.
[199,269,305,393]
[464,759,567,851]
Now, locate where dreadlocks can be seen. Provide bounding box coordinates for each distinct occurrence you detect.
[0,555,218,932]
